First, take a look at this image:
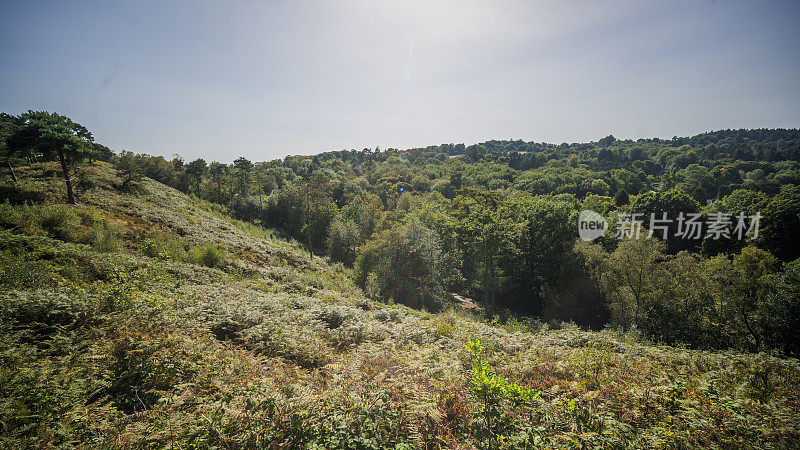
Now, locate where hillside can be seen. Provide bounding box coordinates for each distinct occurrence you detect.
[1,161,799,448]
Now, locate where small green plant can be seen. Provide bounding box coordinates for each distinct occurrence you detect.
[86,219,122,252]
[101,264,167,311]
[465,338,540,445]
[577,341,615,390]
[140,233,189,261]
[188,242,227,269]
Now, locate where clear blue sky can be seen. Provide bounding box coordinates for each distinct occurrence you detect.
[1,0,799,162]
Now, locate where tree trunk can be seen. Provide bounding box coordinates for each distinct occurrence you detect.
[6,159,17,182]
[58,149,76,204]
[741,304,761,351]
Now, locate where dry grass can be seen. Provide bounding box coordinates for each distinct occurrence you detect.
[1,162,798,448]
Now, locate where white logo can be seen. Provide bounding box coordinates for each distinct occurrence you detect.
[578,210,608,241]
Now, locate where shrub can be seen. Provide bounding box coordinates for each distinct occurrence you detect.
[313,305,359,329]
[0,183,47,204]
[85,219,122,252]
[465,338,540,444]
[188,242,226,268]
[74,171,97,196]
[139,233,189,261]
[100,333,186,413]
[0,203,81,242]
[36,205,81,241]
[0,290,90,330]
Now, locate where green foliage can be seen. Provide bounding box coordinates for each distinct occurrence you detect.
[140,233,226,269]
[0,182,48,204]
[2,123,800,447]
[187,242,227,269]
[327,218,360,266]
[612,188,629,206]
[99,332,191,413]
[355,220,446,309]
[759,185,800,261]
[140,233,187,260]
[114,150,145,192]
[0,202,81,241]
[86,218,122,252]
[465,338,540,444]
[8,111,97,203]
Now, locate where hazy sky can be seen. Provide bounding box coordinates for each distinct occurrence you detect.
[2,0,799,162]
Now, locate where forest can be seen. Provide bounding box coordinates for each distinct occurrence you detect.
[3,111,799,358]
[2,111,800,447]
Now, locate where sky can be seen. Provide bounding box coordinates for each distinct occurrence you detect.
[1,0,799,162]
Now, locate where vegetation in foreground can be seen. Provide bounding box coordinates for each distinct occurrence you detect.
[0,159,799,448]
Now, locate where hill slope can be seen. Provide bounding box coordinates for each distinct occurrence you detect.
[1,161,799,448]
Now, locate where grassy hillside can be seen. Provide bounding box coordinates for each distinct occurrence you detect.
[1,161,799,448]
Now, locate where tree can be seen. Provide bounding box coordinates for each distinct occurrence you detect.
[185,158,207,193]
[765,258,800,356]
[631,189,700,252]
[454,189,520,310]
[703,189,768,256]
[12,111,96,204]
[677,164,717,203]
[610,169,645,194]
[233,157,253,198]
[729,246,780,351]
[295,172,334,257]
[208,162,228,202]
[0,113,22,182]
[598,135,616,148]
[114,151,144,192]
[511,196,575,312]
[717,189,767,215]
[327,218,361,266]
[613,189,629,206]
[355,220,445,309]
[589,179,611,196]
[758,185,800,261]
[602,237,667,329]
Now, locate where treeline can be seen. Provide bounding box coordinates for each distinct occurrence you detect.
[2,110,800,356]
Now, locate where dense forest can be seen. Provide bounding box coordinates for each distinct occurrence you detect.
[3,111,799,357]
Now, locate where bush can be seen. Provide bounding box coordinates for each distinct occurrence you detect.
[465,338,540,444]
[85,219,122,252]
[0,252,56,289]
[140,233,189,261]
[37,205,81,241]
[188,242,227,268]
[140,233,228,269]
[100,333,187,413]
[0,203,81,242]
[0,183,47,204]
